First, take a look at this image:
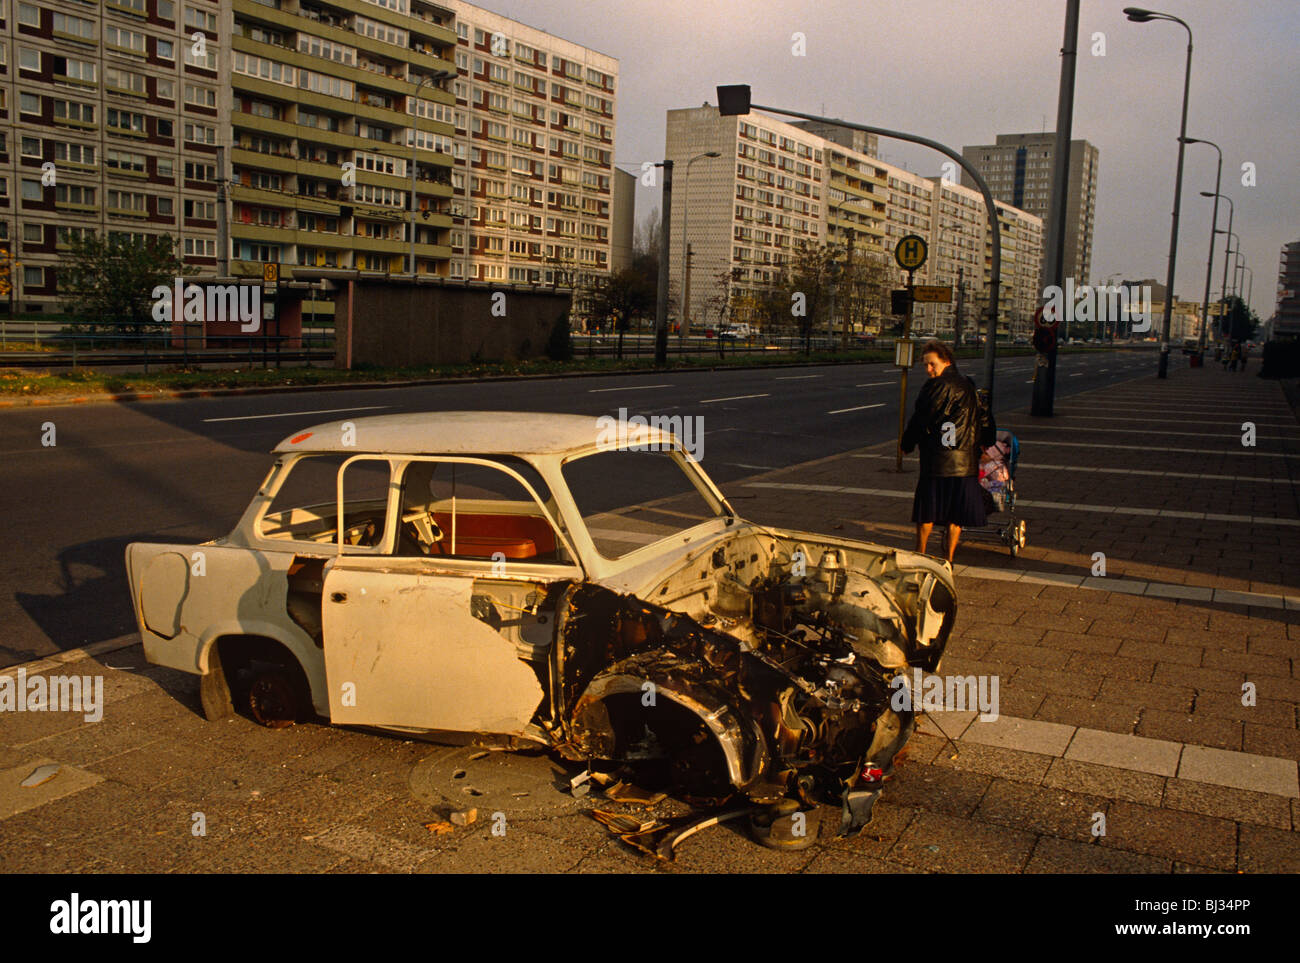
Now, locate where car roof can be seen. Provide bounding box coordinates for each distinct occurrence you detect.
[272,410,679,456]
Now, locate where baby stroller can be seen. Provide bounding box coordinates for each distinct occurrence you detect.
[957,430,1027,557]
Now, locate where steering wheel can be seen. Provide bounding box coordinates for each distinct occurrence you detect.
[400,508,445,554]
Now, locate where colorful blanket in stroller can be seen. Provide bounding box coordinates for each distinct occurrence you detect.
[979,437,1013,512]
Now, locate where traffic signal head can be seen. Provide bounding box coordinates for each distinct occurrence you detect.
[716,85,752,116]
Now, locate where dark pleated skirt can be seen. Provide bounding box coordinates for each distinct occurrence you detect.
[912,475,988,527]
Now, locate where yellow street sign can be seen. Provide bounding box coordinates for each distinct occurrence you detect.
[912,285,951,303]
[894,234,928,271]
[263,263,279,283]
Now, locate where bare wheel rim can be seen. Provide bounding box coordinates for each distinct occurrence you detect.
[249,672,298,728]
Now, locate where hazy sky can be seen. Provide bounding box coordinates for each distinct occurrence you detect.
[481,0,1296,316]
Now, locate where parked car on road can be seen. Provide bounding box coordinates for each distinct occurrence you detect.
[126,412,957,832]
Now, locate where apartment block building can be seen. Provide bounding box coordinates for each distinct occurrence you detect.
[961,132,1098,288]
[3,0,622,312]
[4,0,226,311]
[443,0,618,287]
[666,105,1043,338]
[228,0,458,279]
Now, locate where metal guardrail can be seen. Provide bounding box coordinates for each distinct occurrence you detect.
[0,321,334,372]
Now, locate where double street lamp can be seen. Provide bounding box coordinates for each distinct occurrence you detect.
[1201,189,1233,339]
[1124,6,1193,379]
[679,150,720,338]
[1182,137,1220,356]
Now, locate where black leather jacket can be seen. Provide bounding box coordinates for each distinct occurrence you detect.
[900,366,994,477]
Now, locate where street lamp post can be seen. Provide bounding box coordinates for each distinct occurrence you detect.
[653,159,673,365]
[1183,138,1220,357]
[1234,252,1245,302]
[1243,266,1253,315]
[1202,190,1232,343]
[1125,6,1193,380]
[715,85,1004,399]
[680,150,720,339]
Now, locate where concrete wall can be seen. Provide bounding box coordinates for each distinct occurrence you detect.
[334,279,571,369]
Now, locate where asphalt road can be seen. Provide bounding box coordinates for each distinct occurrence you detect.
[0,346,1170,667]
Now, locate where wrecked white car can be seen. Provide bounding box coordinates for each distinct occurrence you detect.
[126,412,957,832]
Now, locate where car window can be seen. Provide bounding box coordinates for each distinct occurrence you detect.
[561,448,724,559]
[258,454,390,549]
[394,459,572,564]
[338,457,392,550]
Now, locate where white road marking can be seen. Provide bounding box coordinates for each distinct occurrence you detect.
[588,383,673,392]
[774,375,822,380]
[745,481,1300,528]
[1003,439,1298,457]
[827,403,886,414]
[699,393,770,404]
[203,405,390,423]
[1019,425,1284,440]
[855,382,893,387]
[1069,373,1084,377]
[1051,414,1295,426]
[728,463,780,471]
[849,454,1291,483]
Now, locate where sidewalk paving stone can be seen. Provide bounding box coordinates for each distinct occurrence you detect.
[1175,744,1298,799]
[1064,727,1182,776]
[1024,835,1172,874]
[891,811,1036,874]
[1098,801,1238,871]
[1041,758,1167,807]
[1161,778,1294,830]
[962,715,1076,756]
[1236,824,1300,873]
[1136,710,1243,752]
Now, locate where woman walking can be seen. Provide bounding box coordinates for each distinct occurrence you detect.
[900,340,995,563]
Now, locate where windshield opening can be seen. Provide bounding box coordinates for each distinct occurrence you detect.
[561,448,724,560]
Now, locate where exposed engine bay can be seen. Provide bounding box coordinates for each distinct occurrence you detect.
[544,529,957,835]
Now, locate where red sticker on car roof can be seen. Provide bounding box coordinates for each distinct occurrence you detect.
[289,432,313,444]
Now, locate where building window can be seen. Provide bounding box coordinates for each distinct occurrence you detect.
[184,83,216,107]
[19,92,40,114]
[18,47,40,71]
[106,149,147,172]
[54,142,95,165]
[158,197,174,215]
[157,0,175,21]
[157,78,176,101]
[21,179,43,201]
[24,267,45,287]
[184,122,217,145]
[106,108,146,133]
[157,39,174,60]
[183,46,217,70]
[184,5,217,31]
[106,67,147,94]
[17,2,39,26]
[55,184,95,205]
[104,25,146,53]
[53,100,96,124]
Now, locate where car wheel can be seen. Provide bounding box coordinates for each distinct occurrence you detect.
[248,666,304,728]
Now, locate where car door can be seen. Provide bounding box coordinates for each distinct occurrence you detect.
[321,455,584,735]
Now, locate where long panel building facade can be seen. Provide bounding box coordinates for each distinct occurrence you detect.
[3,0,623,312]
[665,105,1043,339]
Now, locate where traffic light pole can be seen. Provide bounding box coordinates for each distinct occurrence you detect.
[896,268,914,472]
[714,88,1001,403]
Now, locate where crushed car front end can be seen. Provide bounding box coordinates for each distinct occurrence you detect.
[551,525,956,832]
